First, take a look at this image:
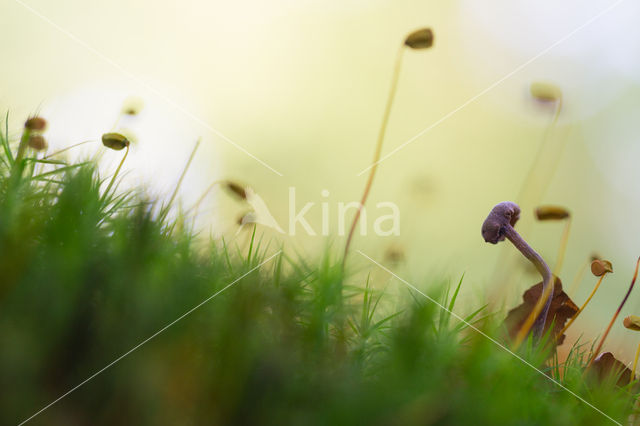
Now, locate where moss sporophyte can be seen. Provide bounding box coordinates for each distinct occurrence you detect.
[100,132,130,201]
[587,257,640,369]
[557,259,613,341]
[535,205,571,275]
[343,27,434,266]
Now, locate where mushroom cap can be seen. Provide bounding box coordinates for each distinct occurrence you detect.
[481,201,521,244]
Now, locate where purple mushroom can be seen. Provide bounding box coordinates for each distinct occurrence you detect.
[482,201,553,340]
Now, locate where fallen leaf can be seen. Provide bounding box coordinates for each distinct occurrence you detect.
[591,352,633,387]
[504,277,578,346]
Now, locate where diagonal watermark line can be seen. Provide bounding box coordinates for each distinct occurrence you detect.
[356,250,621,426]
[18,251,282,426]
[12,0,284,177]
[356,0,628,176]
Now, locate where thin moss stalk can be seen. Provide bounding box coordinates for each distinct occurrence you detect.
[587,257,640,369]
[343,28,433,265]
[557,260,612,340]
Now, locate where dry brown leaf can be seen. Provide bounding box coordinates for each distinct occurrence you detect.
[504,277,578,346]
[591,352,633,387]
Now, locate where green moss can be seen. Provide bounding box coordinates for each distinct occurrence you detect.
[0,117,634,425]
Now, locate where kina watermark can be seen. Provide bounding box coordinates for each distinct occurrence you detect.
[237,187,400,237]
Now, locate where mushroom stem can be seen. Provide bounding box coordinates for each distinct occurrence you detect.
[343,46,405,265]
[514,281,554,350]
[503,226,552,285]
[587,257,640,369]
[481,201,553,346]
[505,224,554,346]
[631,342,640,384]
[557,272,608,340]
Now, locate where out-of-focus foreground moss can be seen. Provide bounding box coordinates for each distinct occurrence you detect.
[0,120,635,425]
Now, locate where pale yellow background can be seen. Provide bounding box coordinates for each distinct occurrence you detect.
[2,0,640,358]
